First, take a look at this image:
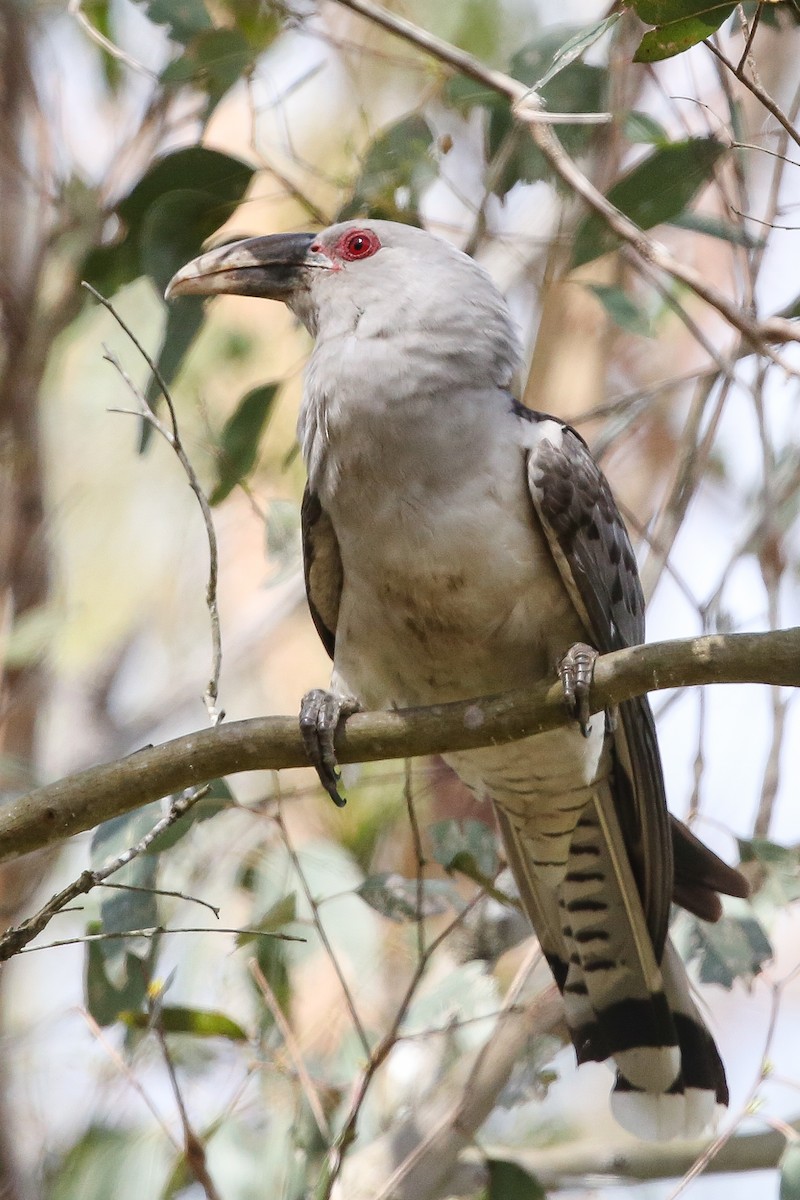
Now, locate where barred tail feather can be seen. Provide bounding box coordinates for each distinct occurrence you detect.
[494,794,727,1142]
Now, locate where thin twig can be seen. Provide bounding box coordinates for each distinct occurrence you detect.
[151,994,223,1200]
[249,958,332,1141]
[82,283,223,724]
[320,889,486,1198]
[404,759,427,964]
[274,807,371,1058]
[17,924,303,953]
[0,786,210,959]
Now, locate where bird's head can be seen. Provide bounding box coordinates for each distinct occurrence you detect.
[166,219,521,377]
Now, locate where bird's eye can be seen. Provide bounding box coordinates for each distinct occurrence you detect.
[338,229,381,261]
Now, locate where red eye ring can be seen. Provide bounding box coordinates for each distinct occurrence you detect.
[338,228,381,262]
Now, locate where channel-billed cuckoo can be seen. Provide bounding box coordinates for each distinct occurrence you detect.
[167,219,748,1141]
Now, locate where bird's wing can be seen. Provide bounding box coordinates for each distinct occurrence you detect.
[523,410,673,956]
[301,484,341,660]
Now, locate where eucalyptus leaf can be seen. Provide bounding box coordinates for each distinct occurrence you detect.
[487,1158,546,1199]
[210,383,279,505]
[634,8,736,62]
[120,1004,248,1040]
[586,283,655,337]
[356,873,454,922]
[530,13,622,92]
[429,819,498,881]
[571,137,727,266]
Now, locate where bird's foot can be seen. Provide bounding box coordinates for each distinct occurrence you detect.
[558,643,598,738]
[299,689,361,808]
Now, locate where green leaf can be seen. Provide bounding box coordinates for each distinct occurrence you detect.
[633,0,736,21]
[265,498,302,582]
[738,838,800,907]
[680,903,773,988]
[571,137,727,267]
[585,283,655,337]
[339,114,436,223]
[88,805,164,1021]
[161,27,252,114]
[83,148,254,297]
[144,779,234,853]
[85,920,159,1026]
[356,873,455,922]
[45,1125,171,1200]
[781,1141,800,1200]
[142,0,211,43]
[429,819,498,881]
[120,1004,247,1040]
[236,892,297,945]
[531,14,622,91]
[487,1158,546,1199]
[624,110,669,145]
[669,210,763,247]
[210,383,280,505]
[634,8,736,62]
[214,0,281,51]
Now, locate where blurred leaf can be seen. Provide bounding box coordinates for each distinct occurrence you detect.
[531,13,622,91]
[624,110,669,144]
[781,1142,800,1200]
[237,893,297,945]
[487,1158,546,1199]
[88,806,164,1021]
[586,283,655,337]
[680,903,772,988]
[145,779,234,853]
[778,291,800,319]
[210,383,280,505]
[121,1004,247,1040]
[634,7,736,62]
[356,873,455,922]
[265,498,302,583]
[463,27,608,196]
[738,837,800,907]
[669,210,763,247]
[2,605,59,668]
[215,0,281,51]
[240,893,296,1022]
[83,0,122,88]
[430,819,498,881]
[141,0,211,43]
[85,920,159,1026]
[84,148,254,296]
[633,0,736,20]
[339,114,436,223]
[571,137,727,266]
[143,298,205,418]
[45,1125,170,1200]
[161,27,252,114]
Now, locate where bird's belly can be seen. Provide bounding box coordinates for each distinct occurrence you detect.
[330,495,585,709]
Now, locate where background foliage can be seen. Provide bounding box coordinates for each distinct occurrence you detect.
[1,0,799,1197]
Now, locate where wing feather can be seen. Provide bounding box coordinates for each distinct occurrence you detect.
[301,485,341,660]
[523,414,673,955]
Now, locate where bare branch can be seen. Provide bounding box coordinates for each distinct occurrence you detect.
[0,629,797,866]
[83,283,223,724]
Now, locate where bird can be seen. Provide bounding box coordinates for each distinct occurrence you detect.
[167,219,749,1142]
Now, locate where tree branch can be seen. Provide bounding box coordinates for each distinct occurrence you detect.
[0,629,796,865]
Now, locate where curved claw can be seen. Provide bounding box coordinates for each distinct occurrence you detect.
[558,642,598,738]
[299,688,360,808]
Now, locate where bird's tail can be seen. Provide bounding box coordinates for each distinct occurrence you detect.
[496,793,727,1141]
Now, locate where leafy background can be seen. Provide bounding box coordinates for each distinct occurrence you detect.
[1,1,800,1198]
